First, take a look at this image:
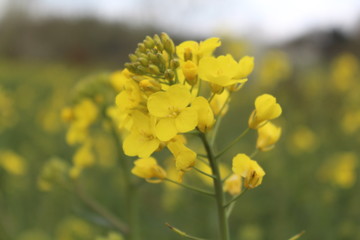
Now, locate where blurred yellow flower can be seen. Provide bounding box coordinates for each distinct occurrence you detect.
[288,126,317,153]
[147,84,198,141]
[318,152,357,188]
[0,150,26,175]
[256,122,282,151]
[37,157,69,191]
[232,154,265,189]
[248,94,282,129]
[73,142,95,168]
[123,111,160,158]
[96,232,124,240]
[224,174,242,196]
[331,53,358,92]
[131,157,166,183]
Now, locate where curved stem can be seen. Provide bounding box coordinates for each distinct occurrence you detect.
[223,188,248,209]
[193,167,217,179]
[215,128,250,159]
[250,148,259,158]
[164,178,214,197]
[75,184,129,234]
[199,133,230,240]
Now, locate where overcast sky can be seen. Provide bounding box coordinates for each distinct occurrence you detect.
[2,0,360,43]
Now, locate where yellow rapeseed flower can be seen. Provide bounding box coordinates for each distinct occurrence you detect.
[232,154,265,189]
[256,122,282,151]
[248,94,282,129]
[147,84,198,141]
[210,89,230,116]
[223,174,242,196]
[131,157,166,183]
[167,137,197,172]
[198,54,253,87]
[182,60,198,85]
[191,96,215,133]
[123,111,161,158]
[176,37,221,63]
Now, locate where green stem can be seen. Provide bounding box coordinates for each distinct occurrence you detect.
[199,133,230,240]
[250,148,259,158]
[210,94,232,147]
[215,128,250,159]
[223,188,248,209]
[109,120,140,240]
[75,184,129,234]
[164,178,214,197]
[193,167,217,179]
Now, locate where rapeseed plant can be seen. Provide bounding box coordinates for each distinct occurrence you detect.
[110,33,283,240]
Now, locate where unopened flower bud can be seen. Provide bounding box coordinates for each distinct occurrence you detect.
[139,79,162,93]
[164,69,175,80]
[144,36,155,48]
[182,61,198,85]
[153,34,164,51]
[149,64,161,75]
[170,59,180,69]
[138,57,149,67]
[184,47,193,61]
[129,54,138,62]
[137,43,147,53]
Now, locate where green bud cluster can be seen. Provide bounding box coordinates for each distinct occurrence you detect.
[125,33,179,82]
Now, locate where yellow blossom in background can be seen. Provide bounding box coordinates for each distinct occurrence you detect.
[256,122,282,151]
[0,150,26,175]
[176,37,221,63]
[72,142,95,168]
[318,152,357,188]
[72,99,98,129]
[258,50,292,88]
[56,217,95,240]
[16,229,51,240]
[288,126,318,153]
[224,174,242,196]
[0,86,18,132]
[131,157,166,183]
[232,154,265,189]
[96,232,124,240]
[147,84,198,141]
[331,53,358,92]
[123,111,160,158]
[37,157,69,191]
[65,98,98,145]
[198,54,252,87]
[248,94,282,129]
[341,110,360,135]
[210,89,230,116]
[192,96,215,132]
[167,137,197,172]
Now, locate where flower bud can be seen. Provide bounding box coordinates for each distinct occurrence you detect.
[144,36,155,48]
[182,61,198,85]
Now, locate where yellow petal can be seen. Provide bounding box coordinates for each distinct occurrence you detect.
[175,108,198,133]
[147,91,172,117]
[156,118,177,141]
[167,84,193,110]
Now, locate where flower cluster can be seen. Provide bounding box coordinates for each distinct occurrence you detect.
[111,33,282,191]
